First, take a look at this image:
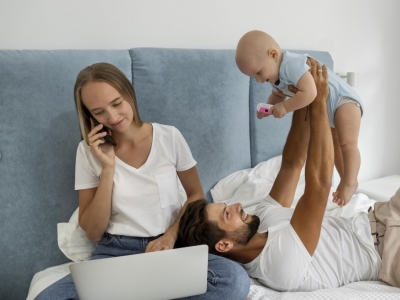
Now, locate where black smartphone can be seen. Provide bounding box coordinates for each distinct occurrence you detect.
[82,107,117,146]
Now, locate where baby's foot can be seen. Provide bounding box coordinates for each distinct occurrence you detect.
[332,181,358,206]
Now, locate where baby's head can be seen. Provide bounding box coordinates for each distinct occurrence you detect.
[235,30,282,84]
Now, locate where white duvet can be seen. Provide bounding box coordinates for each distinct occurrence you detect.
[27,156,400,299]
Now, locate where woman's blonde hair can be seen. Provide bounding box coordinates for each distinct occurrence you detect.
[74,62,143,145]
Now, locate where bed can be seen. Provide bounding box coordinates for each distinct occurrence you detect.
[1,48,399,299]
[26,155,400,299]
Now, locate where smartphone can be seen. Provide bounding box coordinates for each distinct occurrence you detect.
[82,107,117,146]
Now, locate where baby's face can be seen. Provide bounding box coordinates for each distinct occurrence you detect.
[237,51,280,85]
[252,54,280,85]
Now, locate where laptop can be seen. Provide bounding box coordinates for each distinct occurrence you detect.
[69,245,208,300]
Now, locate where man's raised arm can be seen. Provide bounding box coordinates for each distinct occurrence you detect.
[290,62,334,255]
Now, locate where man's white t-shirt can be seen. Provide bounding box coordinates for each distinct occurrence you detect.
[75,123,196,237]
[243,195,381,292]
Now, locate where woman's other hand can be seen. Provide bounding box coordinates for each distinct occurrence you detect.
[145,234,175,253]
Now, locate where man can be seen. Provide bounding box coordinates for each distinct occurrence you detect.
[179,60,399,292]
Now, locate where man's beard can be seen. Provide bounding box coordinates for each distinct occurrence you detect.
[225,215,260,246]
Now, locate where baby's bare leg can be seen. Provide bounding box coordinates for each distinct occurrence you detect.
[331,127,344,178]
[333,102,362,206]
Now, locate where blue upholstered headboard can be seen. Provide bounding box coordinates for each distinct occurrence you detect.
[0,48,333,299]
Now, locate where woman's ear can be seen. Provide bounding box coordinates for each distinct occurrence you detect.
[215,239,233,253]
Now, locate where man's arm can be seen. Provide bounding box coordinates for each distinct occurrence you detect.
[290,63,333,256]
[268,106,309,208]
[268,58,322,207]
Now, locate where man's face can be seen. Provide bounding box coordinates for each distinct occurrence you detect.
[206,203,260,245]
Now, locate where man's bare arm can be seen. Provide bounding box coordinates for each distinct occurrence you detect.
[269,106,309,208]
[290,62,333,255]
[269,57,319,208]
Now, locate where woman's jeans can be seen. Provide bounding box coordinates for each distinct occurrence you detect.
[35,233,250,300]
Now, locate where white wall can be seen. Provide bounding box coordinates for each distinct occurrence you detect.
[1,0,399,183]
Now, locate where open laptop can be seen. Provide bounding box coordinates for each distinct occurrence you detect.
[69,245,208,300]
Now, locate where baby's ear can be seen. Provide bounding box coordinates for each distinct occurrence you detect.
[268,49,279,60]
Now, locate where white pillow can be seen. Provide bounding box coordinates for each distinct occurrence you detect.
[210,155,374,217]
[211,155,306,214]
[57,208,95,262]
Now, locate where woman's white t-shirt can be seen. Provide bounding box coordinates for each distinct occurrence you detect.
[243,195,381,292]
[75,123,196,237]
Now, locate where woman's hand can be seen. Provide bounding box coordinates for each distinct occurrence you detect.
[88,120,116,169]
[145,233,175,253]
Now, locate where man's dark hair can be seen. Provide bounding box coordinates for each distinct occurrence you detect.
[178,198,226,255]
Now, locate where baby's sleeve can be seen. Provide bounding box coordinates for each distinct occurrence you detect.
[281,56,309,87]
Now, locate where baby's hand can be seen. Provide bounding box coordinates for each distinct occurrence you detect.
[271,102,287,118]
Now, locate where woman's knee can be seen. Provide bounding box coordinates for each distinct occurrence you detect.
[207,254,250,299]
[34,274,78,300]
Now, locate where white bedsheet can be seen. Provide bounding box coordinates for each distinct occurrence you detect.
[248,278,400,300]
[27,264,400,300]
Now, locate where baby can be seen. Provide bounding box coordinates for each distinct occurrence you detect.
[235,30,363,206]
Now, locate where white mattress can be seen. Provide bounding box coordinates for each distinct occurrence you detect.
[27,263,400,300]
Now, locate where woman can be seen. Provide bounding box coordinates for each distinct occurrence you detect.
[35,62,250,300]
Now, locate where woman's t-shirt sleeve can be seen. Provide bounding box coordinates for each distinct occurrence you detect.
[172,127,197,172]
[74,142,100,190]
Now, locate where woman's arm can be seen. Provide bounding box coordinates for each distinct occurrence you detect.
[78,122,116,242]
[78,166,115,242]
[145,166,204,252]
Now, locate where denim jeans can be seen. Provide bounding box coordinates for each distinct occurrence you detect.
[35,233,250,300]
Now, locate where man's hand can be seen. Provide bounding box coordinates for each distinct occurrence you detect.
[312,64,329,101]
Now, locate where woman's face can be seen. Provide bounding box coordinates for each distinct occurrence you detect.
[81,81,134,134]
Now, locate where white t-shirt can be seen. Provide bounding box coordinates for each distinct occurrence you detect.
[243,195,381,292]
[75,123,197,237]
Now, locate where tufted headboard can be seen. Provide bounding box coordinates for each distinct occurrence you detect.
[0,48,333,299]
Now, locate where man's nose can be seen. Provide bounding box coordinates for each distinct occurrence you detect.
[234,203,242,212]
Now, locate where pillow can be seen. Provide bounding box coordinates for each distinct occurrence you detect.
[57,208,95,262]
[210,154,374,216]
[211,156,291,211]
[211,155,306,214]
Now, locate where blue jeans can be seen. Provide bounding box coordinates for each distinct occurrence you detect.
[35,233,250,300]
